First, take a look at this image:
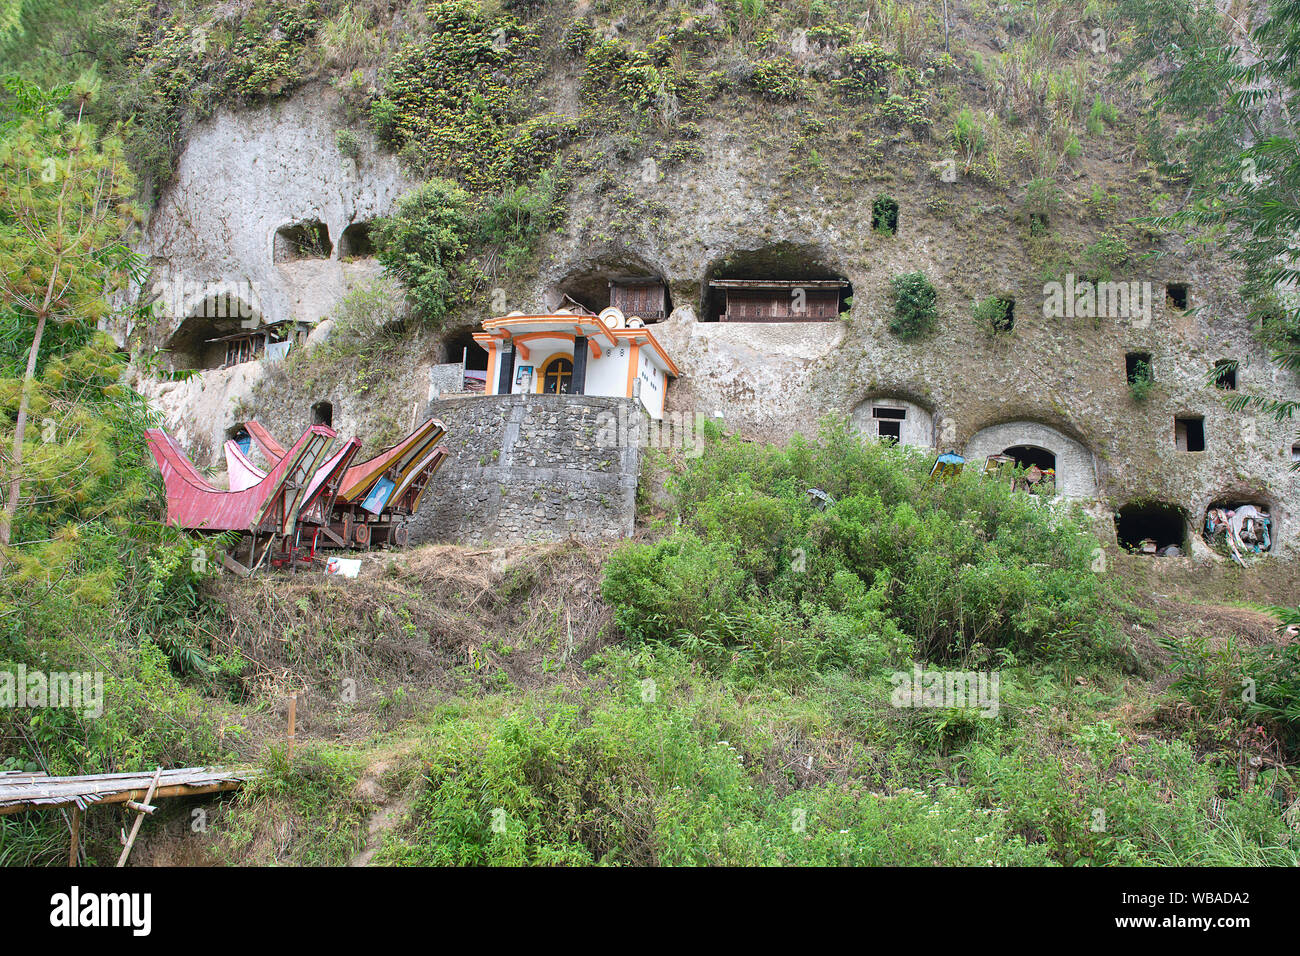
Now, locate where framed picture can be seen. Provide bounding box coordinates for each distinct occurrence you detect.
[515,365,534,386]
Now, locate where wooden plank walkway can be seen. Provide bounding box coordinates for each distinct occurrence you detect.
[0,766,258,815]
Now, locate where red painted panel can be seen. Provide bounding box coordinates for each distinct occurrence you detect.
[146,425,336,534]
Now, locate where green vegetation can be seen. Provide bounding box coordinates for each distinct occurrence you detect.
[1127,358,1154,402]
[221,746,370,865]
[871,194,899,235]
[349,425,1299,866]
[227,0,321,100]
[1,0,1299,871]
[372,180,472,327]
[1021,177,1060,237]
[0,79,242,864]
[606,419,1107,672]
[0,75,139,559]
[334,127,360,160]
[888,271,938,339]
[371,2,543,193]
[369,169,565,328]
[1117,0,1300,441]
[1080,233,1131,283]
[972,295,1013,335]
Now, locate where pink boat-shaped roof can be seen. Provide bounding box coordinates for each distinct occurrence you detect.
[146,425,336,534]
[244,417,448,507]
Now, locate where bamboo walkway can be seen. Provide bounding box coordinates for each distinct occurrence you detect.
[0,766,256,815]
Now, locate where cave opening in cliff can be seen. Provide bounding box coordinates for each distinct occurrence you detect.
[701,244,852,322]
[1115,502,1188,554]
[1175,415,1205,452]
[1002,444,1056,473]
[164,294,262,370]
[1203,495,1274,558]
[226,424,252,455]
[1166,282,1189,310]
[1125,351,1152,384]
[443,329,484,369]
[553,261,672,321]
[274,220,332,262]
[339,222,374,259]
[312,401,333,428]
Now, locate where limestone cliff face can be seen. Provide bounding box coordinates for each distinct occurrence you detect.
[139,85,412,331]
[133,81,1300,563]
[130,85,415,468]
[508,142,1300,559]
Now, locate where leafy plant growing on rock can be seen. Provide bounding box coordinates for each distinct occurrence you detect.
[889,272,938,339]
[1080,234,1130,283]
[973,295,1013,334]
[1128,358,1154,402]
[872,195,899,235]
[1021,178,1060,237]
[372,179,472,328]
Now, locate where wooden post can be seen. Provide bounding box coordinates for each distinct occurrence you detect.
[287,692,297,764]
[116,766,162,868]
[68,806,80,867]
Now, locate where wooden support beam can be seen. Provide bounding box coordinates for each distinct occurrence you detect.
[0,769,256,816]
[68,806,80,867]
[116,767,161,868]
[219,550,252,577]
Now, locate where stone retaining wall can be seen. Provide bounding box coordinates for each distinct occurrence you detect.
[412,394,643,544]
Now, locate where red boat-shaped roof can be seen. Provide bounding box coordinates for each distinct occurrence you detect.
[244,417,448,507]
[225,433,364,525]
[147,425,336,535]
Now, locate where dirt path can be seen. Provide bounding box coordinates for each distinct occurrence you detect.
[349,794,413,867]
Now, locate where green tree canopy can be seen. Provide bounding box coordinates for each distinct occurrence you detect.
[0,77,138,561]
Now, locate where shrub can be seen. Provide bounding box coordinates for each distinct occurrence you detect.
[872,195,899,235]
[603,418,1108,681]
[474,167,565,274]
[1127,358,1154,401]
[880,89,930,131]
[583,38,664,112]
[227,1,321,100]
[372,179,472,326]
[835,41,896,101]
[371,2,541,192]
[746,57,805,101]
[889,272,938,339]
[1021,178,1061,236]
[561,18,594,56]
[335,128,360,160]
[973,295,1013,334]
[1080,234,1130,283]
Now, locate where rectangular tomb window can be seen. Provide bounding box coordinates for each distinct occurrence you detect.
[873,406,905,442]
[1175,415,1205,452]
[1213,359,1237,390]
[1126,351,1152,384]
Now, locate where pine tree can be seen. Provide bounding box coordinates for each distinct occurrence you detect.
[0,76,138,566]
